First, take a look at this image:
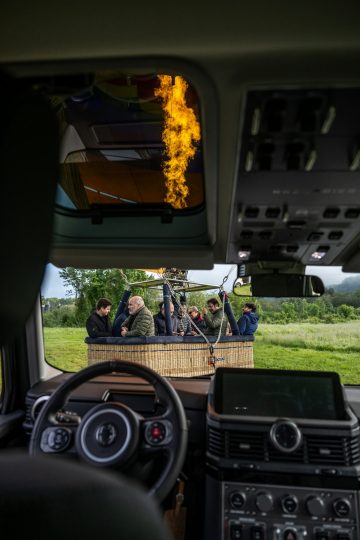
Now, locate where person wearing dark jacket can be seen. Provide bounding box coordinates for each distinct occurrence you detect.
[153,302,180,335]
[86,298,112,338]
[188,306,207,335]
[237,302,259,335]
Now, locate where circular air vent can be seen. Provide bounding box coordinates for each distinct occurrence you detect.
[270,419,302,453]
[31,395,50,422]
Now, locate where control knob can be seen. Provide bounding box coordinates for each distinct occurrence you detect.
[229,490,247,510]
[333,498,351,518]
[255,491,273,513]
[281,495,299,514]
[306,495,326,517]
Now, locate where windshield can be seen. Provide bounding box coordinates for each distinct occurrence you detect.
[41,264,360,384]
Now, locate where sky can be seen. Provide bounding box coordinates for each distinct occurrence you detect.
[41,263,359,298]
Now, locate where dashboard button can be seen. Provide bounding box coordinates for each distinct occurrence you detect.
[230,524,243,539]
[251,526,265,539]
[283,529,297,540]
[281,495,298,514]
[333,498,351,518]
[47,428,70,450]
[144,421,167,445]
[316,532,329,539]
[229,491,247,510]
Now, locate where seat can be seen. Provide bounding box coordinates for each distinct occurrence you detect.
[0,453,171,540]
[0,72,171,540]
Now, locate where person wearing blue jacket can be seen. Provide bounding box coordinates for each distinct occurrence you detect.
[237,302,259,336]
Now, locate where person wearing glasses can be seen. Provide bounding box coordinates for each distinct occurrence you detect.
[188,306,207,335]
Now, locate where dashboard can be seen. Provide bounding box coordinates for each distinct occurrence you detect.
[24,370,360,540]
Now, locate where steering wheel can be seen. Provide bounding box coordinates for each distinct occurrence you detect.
[29,360,188,501]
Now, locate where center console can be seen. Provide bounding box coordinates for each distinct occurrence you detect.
[205,368,360,540]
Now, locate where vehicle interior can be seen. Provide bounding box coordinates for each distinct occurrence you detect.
[1,2,360,539]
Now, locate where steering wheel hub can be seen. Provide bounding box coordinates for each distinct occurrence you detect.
[76,403,139,466]
[96,423,117,447]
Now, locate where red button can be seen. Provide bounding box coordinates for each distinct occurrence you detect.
[151,426,161,438]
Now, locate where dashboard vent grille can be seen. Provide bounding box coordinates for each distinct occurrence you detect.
[24,403,33,425]
[307,435,360,466]
[208,428,266,460]
[227,431,266,460]
[207,427,360,467]
[208,427,226,456]
[347,436,360,465]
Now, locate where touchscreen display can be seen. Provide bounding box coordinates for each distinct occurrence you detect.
[214,368,345,420]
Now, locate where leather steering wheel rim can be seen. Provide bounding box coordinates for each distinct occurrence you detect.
[29,360,188,501]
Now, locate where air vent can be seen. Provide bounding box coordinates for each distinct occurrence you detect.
[265,207,281,218]
[264,98,286,132]
[208,427,360,468]
[241,231,253,239]
[307,435,360,466]
[346,436,360,465]
[208,427,226,457]
[228,431,266,460]
[307,436,348,465]
[245,207,260,218]
[308,232,323,241]
[31,395,50,422]
[25,403,32,425]
[208,428,265,460]
[24,397,50,435]
[323,208,340,218]
[328,231,343,240]
[345,209,360,219]
[297,96,323,132]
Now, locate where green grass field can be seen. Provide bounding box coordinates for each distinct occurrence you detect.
[43,321,360,384]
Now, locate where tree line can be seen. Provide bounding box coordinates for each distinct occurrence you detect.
[41,268,360,328]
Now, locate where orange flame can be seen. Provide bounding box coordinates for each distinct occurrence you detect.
[155,75,201,209]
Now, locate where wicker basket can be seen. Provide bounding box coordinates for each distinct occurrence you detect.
[87,339,254,377]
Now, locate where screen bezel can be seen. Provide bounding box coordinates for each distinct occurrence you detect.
[213,368,346,420]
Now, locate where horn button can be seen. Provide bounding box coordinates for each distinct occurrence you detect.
[76,403,139,466]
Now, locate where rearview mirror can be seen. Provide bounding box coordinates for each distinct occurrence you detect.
[232,274,325,297]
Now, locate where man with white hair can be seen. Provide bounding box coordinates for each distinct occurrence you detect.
[120,296,154,337]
